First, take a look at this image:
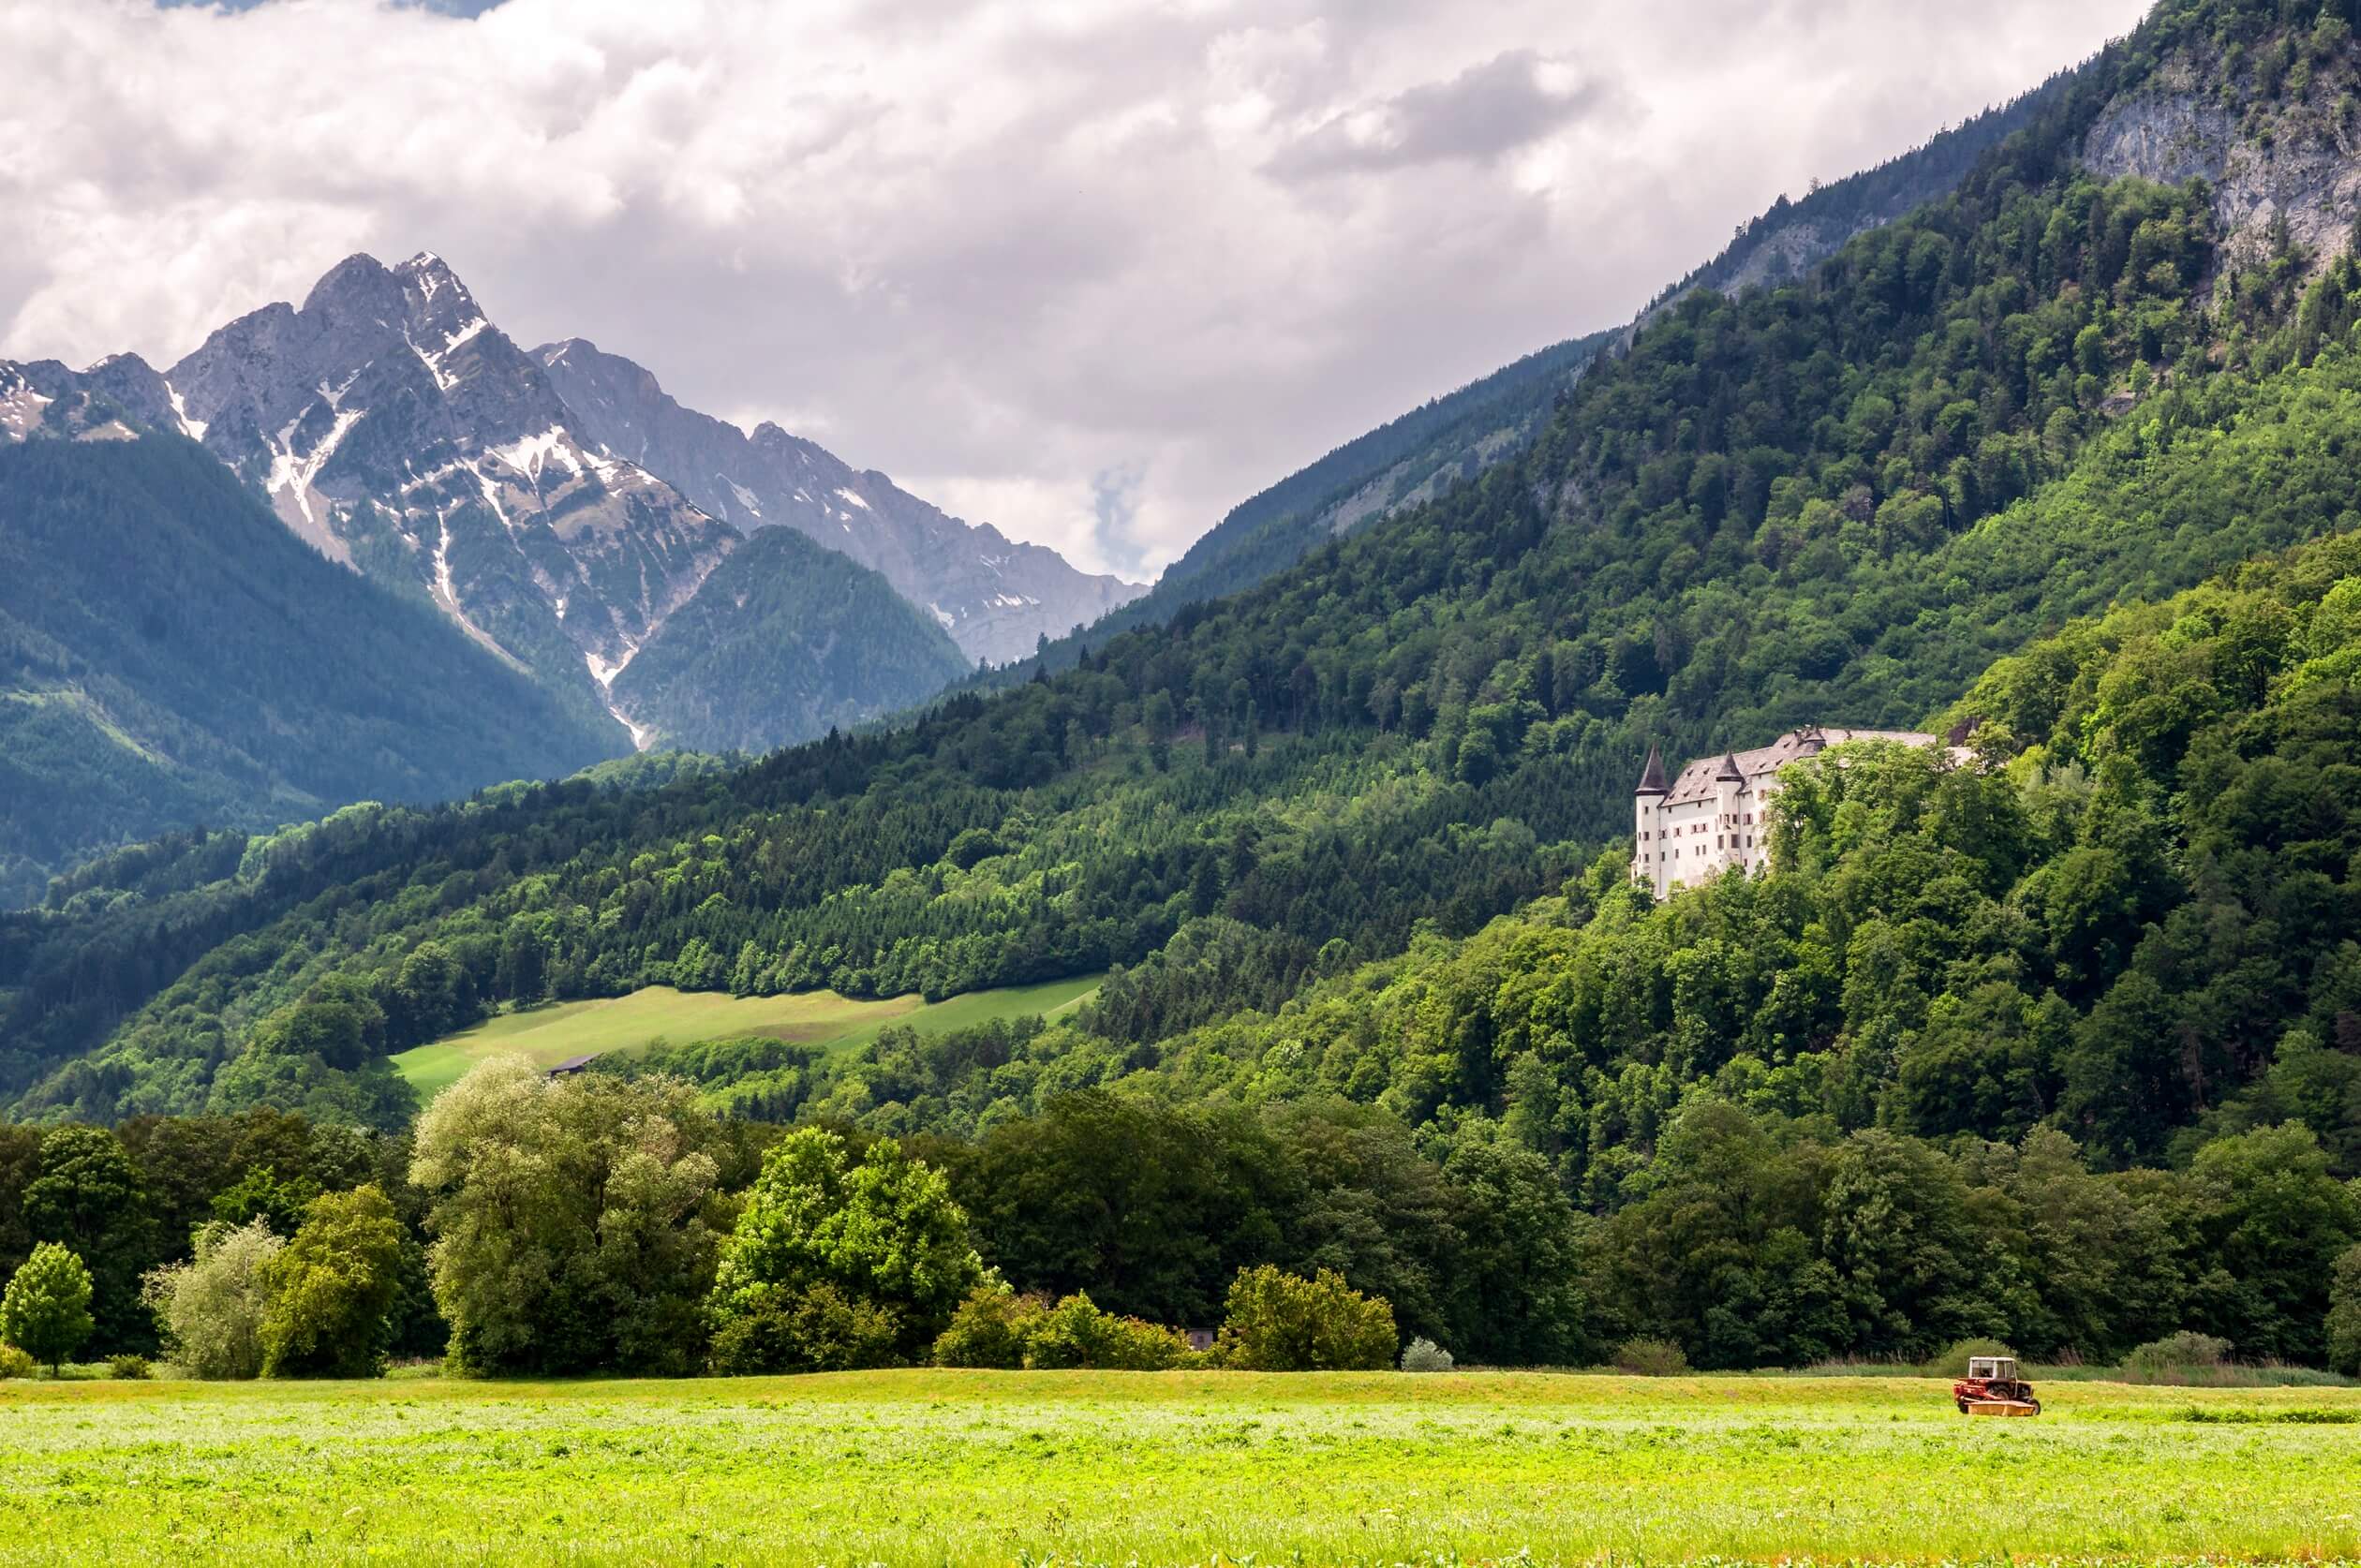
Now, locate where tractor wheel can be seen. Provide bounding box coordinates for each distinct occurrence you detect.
[2025,1398,2041,1415]
[1956,1398,1969,1414]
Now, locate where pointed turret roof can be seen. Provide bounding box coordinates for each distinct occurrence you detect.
[1715,751,1745,781]
[1636,745,1669,795]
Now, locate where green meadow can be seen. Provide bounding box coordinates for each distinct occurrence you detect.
[1,1369,2356,1566]
[388,974,1102,1098]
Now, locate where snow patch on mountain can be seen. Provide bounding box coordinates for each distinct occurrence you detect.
[163,380,206,441]
[493,424,581,480]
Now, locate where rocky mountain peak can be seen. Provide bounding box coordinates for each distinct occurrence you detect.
[145,253,738,735]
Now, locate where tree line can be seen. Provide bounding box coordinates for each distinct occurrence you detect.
[6,1064,2358,1379]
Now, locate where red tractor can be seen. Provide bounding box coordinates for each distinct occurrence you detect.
[1953,1354,2041,1415]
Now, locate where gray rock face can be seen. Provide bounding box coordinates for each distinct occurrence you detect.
[2082,51,2361,271]
[0,353,174,443]
[536,337,1144,667]
[158,254,735,732]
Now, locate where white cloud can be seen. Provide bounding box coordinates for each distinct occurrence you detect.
[1,0,2151,577]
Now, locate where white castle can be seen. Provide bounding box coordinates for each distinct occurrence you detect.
[1631,724,1942,899]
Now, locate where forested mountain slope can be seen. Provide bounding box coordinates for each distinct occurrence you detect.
[1637,65,2081,322]
[611,528,971,753]
[980,35,2084,689]
[0,436,620,909]
[646,528,2361,1368]
[1042,328,1615,666]
[7,0,2361,1168]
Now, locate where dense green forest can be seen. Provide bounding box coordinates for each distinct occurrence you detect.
[6,1072,2357,1375]
[0,437,625,906]
[5,0,2361,1371]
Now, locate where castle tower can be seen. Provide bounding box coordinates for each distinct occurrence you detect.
[1715,751,1745,875]
[1634,744,1669,892]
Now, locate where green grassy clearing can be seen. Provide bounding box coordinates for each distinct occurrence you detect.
[1,1370,2356,1565]
[389,975,1102,1099]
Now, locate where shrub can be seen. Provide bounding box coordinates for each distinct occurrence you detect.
[706,1129,979,1368]
[0,1344,34,1380]
[0,1243,95,1373]
[1400,1337,1454,1373]
[709,1283,901,1375]
[1025,1292,1190,1370]
[259,1185,406,1379]
[107,1354,152,1381]
[933,1283,1043,1368]
[142,1219,283,1380]
[706,1290,799,1375]
[783,1282,903,1372]
[2328,1245,2361,1379]
[1612,1338,1691,1376]
[1932,1338,2017,1375]
[2121,1332,2235,1381]
[1215,1265,1396,1371]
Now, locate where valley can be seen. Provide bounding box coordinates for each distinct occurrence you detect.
[6,5,2361,1564]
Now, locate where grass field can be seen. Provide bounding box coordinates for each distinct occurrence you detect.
[1,1370,2356,1565]
[388,975,1103,1099]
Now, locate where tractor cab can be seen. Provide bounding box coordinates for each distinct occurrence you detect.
[1953,1355,2040,1414]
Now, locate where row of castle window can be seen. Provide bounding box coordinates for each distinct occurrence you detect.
[1658,835,1760,859]
[1640,814,1757,842]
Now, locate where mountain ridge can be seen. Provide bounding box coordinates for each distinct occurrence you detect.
[536,337,1145,669]
[6,250,1123,765]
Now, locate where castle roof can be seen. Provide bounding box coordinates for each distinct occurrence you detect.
[1658,726,1935,805]
[1635,744,1669,795]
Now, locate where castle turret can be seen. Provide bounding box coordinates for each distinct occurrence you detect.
[1715,752,1745,874]
[1633,745,1668,891]
[1636,745,1669,796]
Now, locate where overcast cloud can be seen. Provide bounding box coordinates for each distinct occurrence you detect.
[2,0,2150,579]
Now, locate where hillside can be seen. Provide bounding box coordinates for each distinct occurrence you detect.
[0,436,622,907]
[979,43,2080,690]
[610,527,973,752]
[6,0,2361,1214]
[1059,329,1614,658]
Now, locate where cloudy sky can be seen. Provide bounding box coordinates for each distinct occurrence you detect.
[3,0,2150,581]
